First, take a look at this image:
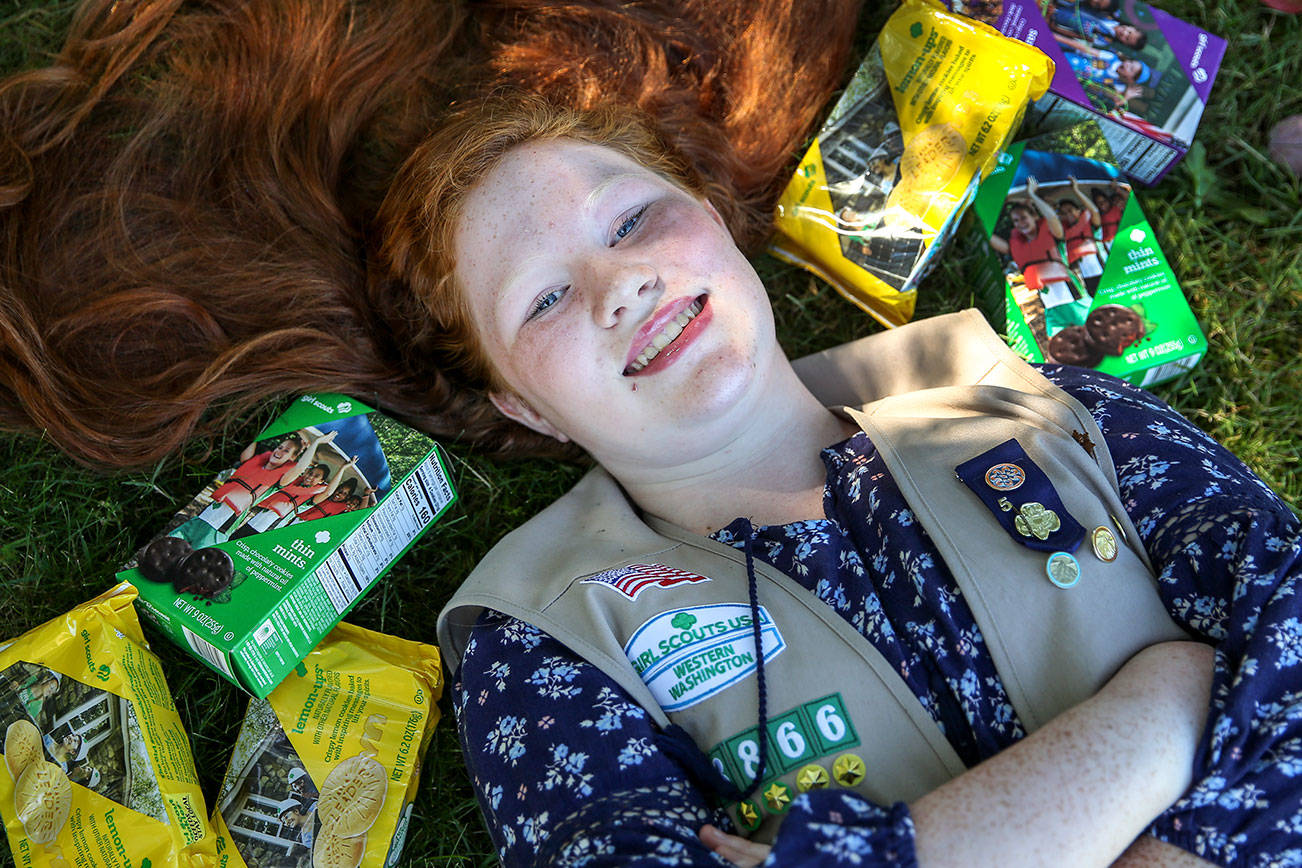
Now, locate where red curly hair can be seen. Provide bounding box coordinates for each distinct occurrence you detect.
[0,0,865,467]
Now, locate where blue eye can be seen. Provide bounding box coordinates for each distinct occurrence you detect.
[613,206,647,243]
[528,286,567,321]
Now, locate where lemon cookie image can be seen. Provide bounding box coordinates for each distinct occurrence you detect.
[13,759,72,844]
[883,122,969,226]
[4,719,43,781]
[313,824,367,868]
[898,122,968,192]
[316,754,387,837]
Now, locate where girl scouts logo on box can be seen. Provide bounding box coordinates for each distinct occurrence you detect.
[581,563,710,601]
[624,604,786,712]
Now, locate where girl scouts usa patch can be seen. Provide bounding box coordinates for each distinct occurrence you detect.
[623,604,786,712]
[580,564,710,601]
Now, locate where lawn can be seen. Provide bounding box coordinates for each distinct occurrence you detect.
[0,0,1298,865]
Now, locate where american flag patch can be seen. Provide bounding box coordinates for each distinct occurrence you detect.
[580,564,710,601]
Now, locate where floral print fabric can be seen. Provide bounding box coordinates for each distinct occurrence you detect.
[455,366,1302,867]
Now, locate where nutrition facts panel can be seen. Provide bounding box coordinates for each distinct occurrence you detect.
[314,451,455,614]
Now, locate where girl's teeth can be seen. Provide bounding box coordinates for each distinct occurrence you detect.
[626,298,705,374]
[652,320,684,350]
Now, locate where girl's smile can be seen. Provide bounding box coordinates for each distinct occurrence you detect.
[624,294,710,376]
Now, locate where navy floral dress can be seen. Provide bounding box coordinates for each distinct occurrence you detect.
[454,366,1302,867]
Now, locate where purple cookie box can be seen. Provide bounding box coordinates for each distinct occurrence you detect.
[949,0,1225,184]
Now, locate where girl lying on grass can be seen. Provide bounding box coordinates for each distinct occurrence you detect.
[407,95,1295,868]
[0,1,1298,865]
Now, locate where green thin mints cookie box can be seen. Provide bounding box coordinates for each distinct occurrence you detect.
[119,394,456,697]
[965,121,1205,386]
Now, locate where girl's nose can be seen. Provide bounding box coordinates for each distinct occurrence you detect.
[594,260,659,328]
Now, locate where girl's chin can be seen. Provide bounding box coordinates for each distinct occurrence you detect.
[630,357,761,440]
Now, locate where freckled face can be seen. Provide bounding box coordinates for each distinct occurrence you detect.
[455,140,780,468]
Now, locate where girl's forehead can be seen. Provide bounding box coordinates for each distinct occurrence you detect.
[467,140,655,223]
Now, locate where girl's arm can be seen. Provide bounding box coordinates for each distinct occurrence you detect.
[1048,364,1302,864]
[280,429,337,486]
[910,641,1212,867]
[312,455,358,504]
[238,440,258,463]
[702,642,1213,868]
[1071,176,1102,226]
[989,233,1011,256]
[1055,34,1099,55]
[1026,178,1065,238]
[463,612,1214,868]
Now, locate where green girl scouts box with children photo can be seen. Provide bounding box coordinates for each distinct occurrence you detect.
[966,121,1205,385]
[116,394,457,698]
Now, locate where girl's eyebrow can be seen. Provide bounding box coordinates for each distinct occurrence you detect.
[583,172,646,213]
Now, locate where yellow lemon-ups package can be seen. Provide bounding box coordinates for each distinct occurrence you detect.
[210,621,441,868]
[770,0,1053,326]
[0,583,218,867]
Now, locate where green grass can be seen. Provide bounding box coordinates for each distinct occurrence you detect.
[0,0,1298,866]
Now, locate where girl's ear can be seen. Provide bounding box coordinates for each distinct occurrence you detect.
[489,392,571,443]
[702,198,727,229]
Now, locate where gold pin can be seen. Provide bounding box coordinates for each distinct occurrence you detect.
[737,800,762,831]
[1091,526,1118,562]
[1013,503,1061,540]
[832,753,866,787]
[763,781,792,813]
[1046,552,1081,589]
[796,764,831,792]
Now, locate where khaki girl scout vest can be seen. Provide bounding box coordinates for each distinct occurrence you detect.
[437,310,1188,842]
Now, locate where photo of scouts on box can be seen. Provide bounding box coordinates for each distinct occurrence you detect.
[0,661,170,824]
[986,143,1131,339]
[180,417,389,546]
[1046,0,1200,147]
[817,77,925,292]
[215,701,321,867]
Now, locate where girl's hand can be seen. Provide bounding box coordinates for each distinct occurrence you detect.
[1069,175,1082,192]
[313,430,339,444]
[699,824,771,868]
[1026,176,1039,195]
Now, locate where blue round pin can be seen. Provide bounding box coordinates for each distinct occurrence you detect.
[1045,551,1081,589]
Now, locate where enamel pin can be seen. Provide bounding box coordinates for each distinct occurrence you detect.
[1046,552,1082,589]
